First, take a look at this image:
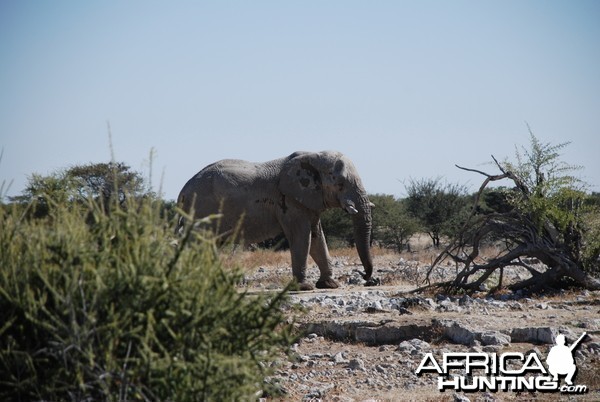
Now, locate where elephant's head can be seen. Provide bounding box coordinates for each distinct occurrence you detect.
[279,151,374,281]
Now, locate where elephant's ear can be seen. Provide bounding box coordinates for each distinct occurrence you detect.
[279,154,325,212]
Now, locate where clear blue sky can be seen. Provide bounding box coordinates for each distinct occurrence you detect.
[2,1,599,201]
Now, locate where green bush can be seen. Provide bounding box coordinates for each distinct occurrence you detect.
[320,208,354,247]
[0,196,295,401]
[405,178,469,247]
[369,194,419,252]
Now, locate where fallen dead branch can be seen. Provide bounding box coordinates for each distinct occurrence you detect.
[417,139,600,294]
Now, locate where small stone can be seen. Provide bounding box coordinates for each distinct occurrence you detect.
[508,302,524,311]
[397,340,415,352]
[398,307,413,315]
[439,320,477,345]
[453,393,471,402]
[482,345,502,353]
[410,338,431,350]
[375,364,387,374]
[332,352,349,364]
[526,346,542,357]
[423,298,437,310]
[511,327,557,344]
[480,331,511,346]
[587,342,600,353]
[348,358,366,371]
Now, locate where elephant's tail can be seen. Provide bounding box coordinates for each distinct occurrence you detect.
[174,193,186,235]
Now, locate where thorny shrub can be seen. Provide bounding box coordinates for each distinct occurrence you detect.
[0,196,296,401]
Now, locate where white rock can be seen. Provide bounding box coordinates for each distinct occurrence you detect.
[332,352,349,364]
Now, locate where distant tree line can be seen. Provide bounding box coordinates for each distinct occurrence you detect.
[4,162,475,251]
[321,178,474,251]
[4,162,478,251]
[5,160,600,255]
[6,162,177,220]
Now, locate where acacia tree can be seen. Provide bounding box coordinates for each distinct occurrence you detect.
[10,162,147,217]
[370,194,419,252]
[67,162,146,205]
[405,178,469,247]
[425,134,600,293]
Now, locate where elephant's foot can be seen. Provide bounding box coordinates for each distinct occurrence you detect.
[364,277,381,287]
[316,278,339,289]
[295,281,315,291]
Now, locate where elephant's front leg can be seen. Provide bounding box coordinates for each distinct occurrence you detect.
[310,220,339,289]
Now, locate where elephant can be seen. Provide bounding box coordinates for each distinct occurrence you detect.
[176,151,375,290]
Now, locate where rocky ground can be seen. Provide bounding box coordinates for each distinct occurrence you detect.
[239,251,600,401]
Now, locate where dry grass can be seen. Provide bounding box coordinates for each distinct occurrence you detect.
[222,248,291,271]
[222,244,406,272]
[222,233,443,269]
[218,233,545,293]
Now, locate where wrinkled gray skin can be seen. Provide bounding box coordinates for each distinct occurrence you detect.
[177,151,375,290]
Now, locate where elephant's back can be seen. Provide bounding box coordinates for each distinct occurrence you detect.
[177,161,226,210]
[179,158,275,205]
[196,159,264,187]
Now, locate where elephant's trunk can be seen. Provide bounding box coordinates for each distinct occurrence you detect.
[352,197,374,280]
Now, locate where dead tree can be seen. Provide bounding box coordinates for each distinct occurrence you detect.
[420,155,600,294]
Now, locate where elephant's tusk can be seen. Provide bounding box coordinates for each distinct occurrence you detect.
[345,205,359,215]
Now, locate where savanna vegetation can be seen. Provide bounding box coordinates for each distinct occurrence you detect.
[325,135,600,293]
[1,133,599,399]
[0,164,296,401]
[425,134,600,293]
